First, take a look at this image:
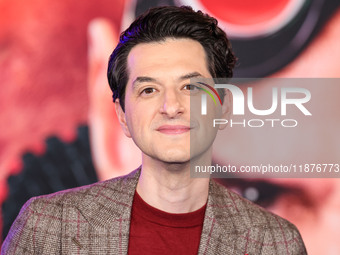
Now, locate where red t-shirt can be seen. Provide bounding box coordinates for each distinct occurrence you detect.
[128,191,207,255]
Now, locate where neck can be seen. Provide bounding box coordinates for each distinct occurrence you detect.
[136,154,211,214]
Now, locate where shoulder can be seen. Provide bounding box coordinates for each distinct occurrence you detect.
[209,180,307,254]
[210,179,296,229]
[26,168,140,212]
[1,169,140,253]
[5,168,139,234]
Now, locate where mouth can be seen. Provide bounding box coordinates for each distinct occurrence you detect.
[156,125,191,135]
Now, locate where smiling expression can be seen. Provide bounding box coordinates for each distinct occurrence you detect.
[115,38,224,165]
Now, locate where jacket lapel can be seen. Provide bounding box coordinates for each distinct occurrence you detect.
[198,180,264,255]
[63,168,141,254]
[63,168,263,254]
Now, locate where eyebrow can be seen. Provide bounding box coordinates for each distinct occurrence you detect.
[179,72,204,80]
[133,76,157,85]
[132,72,204,89]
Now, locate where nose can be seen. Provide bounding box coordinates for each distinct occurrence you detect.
[160,89,185,118]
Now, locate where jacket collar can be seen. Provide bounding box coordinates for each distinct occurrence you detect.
[77,167,141,230]
[198,180,250,254]
[77,167,249,254]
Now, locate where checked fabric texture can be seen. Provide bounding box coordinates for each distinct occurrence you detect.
[2,168,307,254]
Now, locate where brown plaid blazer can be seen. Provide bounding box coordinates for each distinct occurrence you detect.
[2,168,307,254]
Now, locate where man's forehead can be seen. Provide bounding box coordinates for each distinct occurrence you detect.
[126,38,210,85]
[131,72,205,89]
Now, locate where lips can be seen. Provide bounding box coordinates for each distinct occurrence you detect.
[156,125,191,134]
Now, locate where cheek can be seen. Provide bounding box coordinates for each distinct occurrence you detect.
[125,108,146,135]
[125,112,138,132]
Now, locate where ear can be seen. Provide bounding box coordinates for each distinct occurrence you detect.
[219,89,232,130]
[115,99,132,138]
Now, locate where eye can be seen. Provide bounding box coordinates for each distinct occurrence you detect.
[183,84,200,91]
[140,87,156,95]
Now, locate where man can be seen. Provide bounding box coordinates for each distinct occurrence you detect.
[2,6,306,254]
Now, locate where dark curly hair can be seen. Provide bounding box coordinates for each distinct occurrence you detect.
[107,5,236,111]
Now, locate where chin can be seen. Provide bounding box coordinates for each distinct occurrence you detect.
[157,151,190,164]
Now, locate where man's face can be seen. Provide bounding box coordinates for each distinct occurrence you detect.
[116,38,222,164]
